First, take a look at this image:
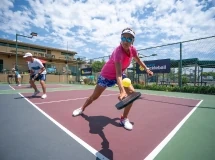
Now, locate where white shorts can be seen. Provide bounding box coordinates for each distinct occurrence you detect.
[17,75,21,78]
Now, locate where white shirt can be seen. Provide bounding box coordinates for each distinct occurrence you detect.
[28,58,47,74]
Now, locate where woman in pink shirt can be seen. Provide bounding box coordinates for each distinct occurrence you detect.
[73,27,153,130]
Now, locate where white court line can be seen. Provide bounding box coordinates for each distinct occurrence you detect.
[19,93,109,160]
[9,85,15,90]
[38,88,94,93]
[144,99,203,160]
[4,85,94,93]
[34,93,118,105]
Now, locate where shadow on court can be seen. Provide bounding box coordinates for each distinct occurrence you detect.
[81,114,121,160]
[198,106,215,110]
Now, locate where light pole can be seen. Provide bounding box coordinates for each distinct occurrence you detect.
[15,32,37,70]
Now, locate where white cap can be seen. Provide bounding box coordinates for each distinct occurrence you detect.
[23,52,33,58]
[121,28,135,38]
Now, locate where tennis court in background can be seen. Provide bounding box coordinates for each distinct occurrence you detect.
[0,83,214,160]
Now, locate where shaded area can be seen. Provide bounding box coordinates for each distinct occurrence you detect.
[81,114,121,160]
[0,94,97,160]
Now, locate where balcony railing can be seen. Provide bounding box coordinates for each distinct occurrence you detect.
[0,48,80,63]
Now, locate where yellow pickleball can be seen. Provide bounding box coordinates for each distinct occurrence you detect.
[139,66,144,71]
[122,78,131,87]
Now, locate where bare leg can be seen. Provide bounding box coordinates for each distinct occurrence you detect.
[82,84,106,111]
[122,84,135,118]
[17,78,21,85]
[29,80,32,88]
[15,76,18,84]
[29,79,38,92]
[40,80,46,94]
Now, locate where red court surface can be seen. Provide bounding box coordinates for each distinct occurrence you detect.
[11,84,68,90]
[22,90,200,160]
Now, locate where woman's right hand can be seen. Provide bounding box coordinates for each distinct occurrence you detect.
[118,91,127,101]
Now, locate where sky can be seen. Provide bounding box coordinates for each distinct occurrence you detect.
[0,0,214,61]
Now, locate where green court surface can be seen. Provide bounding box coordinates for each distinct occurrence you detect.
[1,83,214,160]
[138,90,215,160]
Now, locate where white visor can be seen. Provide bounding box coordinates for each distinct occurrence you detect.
[23,52,33,58]
[122,29,135,38]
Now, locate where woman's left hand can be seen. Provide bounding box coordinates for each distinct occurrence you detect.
[146,69,153,76]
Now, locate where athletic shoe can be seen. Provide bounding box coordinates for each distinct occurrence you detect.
[120,116,133,130]
[73,107,83,116]
[32,90,40,97]
[41,94,47,99]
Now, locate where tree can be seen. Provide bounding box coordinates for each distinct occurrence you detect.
[202,71,215,79]
[169,68,177,82]
[182,76,189,85]
[91,60,106,72]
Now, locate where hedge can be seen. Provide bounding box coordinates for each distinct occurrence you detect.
[132,84,215,95]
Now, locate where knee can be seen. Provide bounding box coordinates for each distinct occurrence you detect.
[125,87,135,95]
[29,80,34,84]
[128,90,135,95]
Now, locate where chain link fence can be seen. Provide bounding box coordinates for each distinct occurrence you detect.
[80,55,110,84]
[127,36,215,87]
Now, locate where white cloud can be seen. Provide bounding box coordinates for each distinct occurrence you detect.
[0,0,14,11]
[0,0,214,60]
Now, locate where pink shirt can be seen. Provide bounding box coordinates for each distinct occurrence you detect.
[100,44,137,80]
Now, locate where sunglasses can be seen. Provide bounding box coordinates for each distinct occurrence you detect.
[121,36,133,43]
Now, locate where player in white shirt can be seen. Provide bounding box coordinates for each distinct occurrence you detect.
[23,52,47,99]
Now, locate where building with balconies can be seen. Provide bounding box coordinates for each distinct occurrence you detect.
[0,38,86,83]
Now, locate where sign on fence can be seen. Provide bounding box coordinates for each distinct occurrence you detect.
[81,68,92,76]
[136,59,171,74]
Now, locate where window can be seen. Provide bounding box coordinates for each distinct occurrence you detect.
[61,52,73,56]
[29,47,46,52]
[0,42,8,46]
[0,59,3,73]
[0,42,46,53]
[47,50,51,54]
[9,44,16,48]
